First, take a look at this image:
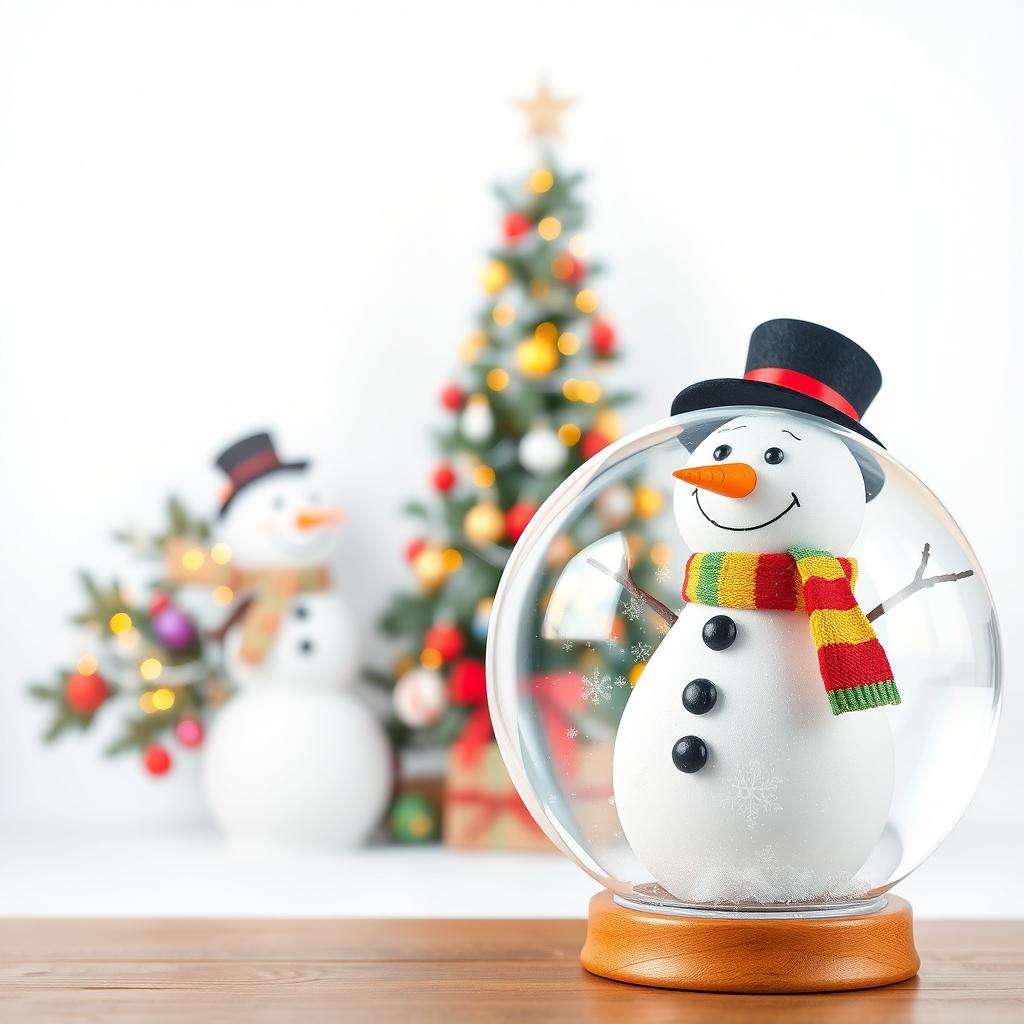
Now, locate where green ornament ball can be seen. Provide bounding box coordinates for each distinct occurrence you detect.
[389,794,440,845]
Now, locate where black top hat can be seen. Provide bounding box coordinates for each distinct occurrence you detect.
[671,319,885,499]
[214,432,308,515]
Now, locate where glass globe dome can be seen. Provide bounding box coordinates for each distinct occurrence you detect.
[488,406,1000,915]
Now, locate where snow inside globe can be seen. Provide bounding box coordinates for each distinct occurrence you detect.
[487,320,1000,990]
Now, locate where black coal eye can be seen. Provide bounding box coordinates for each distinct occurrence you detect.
[764,447,785,465]
[713,445,732,462]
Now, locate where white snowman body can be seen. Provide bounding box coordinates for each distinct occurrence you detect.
[204,471,391,852]
[612,411,895,903]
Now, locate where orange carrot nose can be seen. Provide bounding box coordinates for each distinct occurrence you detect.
[295,507,345,531]
[673,463,758,498]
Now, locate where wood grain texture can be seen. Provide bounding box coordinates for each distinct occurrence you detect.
[0,916,1021,1023]
[582,890,920,992]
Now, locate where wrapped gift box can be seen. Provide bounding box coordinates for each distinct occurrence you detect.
[443,741,552,851]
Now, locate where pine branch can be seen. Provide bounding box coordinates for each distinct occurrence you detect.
[105,713,172,756]
[28,684,60,701]
[363,668,396,689]
[401,500,430,518]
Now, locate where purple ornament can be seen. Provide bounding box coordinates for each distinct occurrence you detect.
[153,606,196,652]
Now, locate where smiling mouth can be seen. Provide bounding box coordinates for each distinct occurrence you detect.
[693,490,801,532]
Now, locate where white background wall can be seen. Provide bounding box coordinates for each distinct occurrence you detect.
[0,0,1021,903]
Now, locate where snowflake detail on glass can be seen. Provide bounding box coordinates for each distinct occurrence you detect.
[725,760,783,830]
[561,641,574,652]
[621,596,646,622]
[582,671,614,705]
[631,641,653,662]
[566,725,578,740]
[613,675,628,688]
[655,565,672,583]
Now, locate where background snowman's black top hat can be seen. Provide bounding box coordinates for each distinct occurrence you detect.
[215,432,308,515]
[671,319,885,499]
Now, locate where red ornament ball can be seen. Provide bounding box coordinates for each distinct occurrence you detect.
[143,744,172,776]
[564,254,586,284]
[405,537,427,562]
[505,502,537,543]
[440,384,464,411]
[590,318,617,356]
[449,658,487,704]
[581,431,611,460]
[423,623,465,662]
[148,592,171,615]
[432,464,457,493]
[64,671,109,715]
[503,211,532,243]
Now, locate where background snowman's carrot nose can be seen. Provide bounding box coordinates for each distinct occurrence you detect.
[673,463,758,498]
[295,507,345,530]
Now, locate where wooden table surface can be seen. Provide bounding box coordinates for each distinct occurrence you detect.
[0,918,1021,1022]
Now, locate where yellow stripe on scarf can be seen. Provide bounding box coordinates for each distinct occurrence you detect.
[718,552,757,607]
[809,606,877,647]
[684,552,703,602]
[795,554,849,581]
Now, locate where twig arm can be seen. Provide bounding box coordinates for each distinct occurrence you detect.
[587,555,679,628]
[207,594,255,642]
[865,543,974,623]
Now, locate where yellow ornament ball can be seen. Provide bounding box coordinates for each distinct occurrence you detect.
[633,484,665,519]
[464,502,506,544]
[595,409,622,440]
[515,338,559,378]
[481,260,511,295]
[413,547,447,590]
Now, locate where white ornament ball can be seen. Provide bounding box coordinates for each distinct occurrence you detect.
[460,395,495,443]
[596,482,634,528]
[393,668,448,728]
[519,424,566,475]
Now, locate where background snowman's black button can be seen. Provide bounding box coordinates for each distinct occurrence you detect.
[299,639,314,655]
[293,603,309,620]
[683,679,717,715]
[672,735,708,773]
[702,614,737,650]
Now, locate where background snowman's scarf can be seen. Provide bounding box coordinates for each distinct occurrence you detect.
[165,539,330,665]
[682,548,900,715]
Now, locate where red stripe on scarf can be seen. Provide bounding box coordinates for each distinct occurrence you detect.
[681,559,696,600]
[753,553,799,609]
[818,639,894,692]
[803,575,860,614]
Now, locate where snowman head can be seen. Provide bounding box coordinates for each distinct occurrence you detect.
[672,411,866,554]
[215,470,343,567]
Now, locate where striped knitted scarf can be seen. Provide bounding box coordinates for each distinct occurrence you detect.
[682,548,900,715]
[165,538,330,666]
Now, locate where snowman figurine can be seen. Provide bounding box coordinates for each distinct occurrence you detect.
[611,320,973,905]
[201,432,391,852]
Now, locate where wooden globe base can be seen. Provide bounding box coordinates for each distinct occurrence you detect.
[581,889,920,993]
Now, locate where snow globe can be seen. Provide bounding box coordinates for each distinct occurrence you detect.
[487,320,1000,992]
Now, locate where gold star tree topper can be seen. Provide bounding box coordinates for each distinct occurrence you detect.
[515,82,573,140]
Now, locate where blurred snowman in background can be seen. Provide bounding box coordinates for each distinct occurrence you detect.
[198,432,391,852]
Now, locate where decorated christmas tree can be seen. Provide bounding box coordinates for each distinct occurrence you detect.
[376,85,665,845]
[29,497,227,775]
